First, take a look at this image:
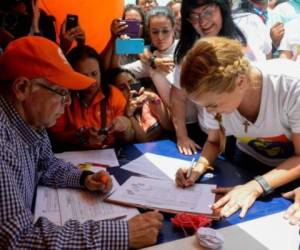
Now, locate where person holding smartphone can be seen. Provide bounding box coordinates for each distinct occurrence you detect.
[108,68,173,142]
[49,45,135,151]
[100,4,146,69]
[109,7,177,109]
[59,14,86,54]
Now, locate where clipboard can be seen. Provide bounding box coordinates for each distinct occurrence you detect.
[105,176,221,220]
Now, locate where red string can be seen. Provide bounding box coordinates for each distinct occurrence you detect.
[171,213,212,233]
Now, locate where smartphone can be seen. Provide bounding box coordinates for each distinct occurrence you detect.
[119,19,141,38]
[115,38,144,55]
[130,82,142,98]
[130,82,142,92]
[66,14,78,31]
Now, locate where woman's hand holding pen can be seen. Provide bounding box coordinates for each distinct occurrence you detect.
[84,171,113,193]
[175,160,207,188]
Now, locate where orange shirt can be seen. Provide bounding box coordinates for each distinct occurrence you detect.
[50,85,126,147]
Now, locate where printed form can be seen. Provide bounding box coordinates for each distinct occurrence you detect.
[107,176,216,214]
[34,176,139,225]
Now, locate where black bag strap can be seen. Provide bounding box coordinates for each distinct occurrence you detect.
[100,98,107,129]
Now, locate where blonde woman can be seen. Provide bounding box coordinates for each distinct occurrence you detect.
[175,36,300,219]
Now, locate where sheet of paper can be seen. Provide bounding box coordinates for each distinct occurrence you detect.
[55,148,119,167]
[34,176,139,226]
[143,212,300,250]
[107,176,216,214]
[121,153,192,181]
[34,186,61,225]
[58,176,139,224]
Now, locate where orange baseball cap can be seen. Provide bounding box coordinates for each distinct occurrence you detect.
[0,36,95,90]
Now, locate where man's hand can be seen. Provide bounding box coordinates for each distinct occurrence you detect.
[128,211,164,249]
[84,171,112,193]
[283,187,300,225]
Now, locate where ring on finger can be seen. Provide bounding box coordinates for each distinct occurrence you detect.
[233,203,241,209]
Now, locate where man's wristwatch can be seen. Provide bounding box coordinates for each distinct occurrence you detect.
[254,175,273,196]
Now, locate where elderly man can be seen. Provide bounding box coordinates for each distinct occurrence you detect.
[0,36,163,249]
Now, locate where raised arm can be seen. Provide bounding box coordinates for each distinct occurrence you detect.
[170,86,200,155]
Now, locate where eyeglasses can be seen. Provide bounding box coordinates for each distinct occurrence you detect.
[144,0,156,5]
[187,4,217,24]
[35,82,71,104]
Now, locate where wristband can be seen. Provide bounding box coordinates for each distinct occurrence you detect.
[254,175,273,196]
[195,158,214,172]
[33,32,42,36]
[79,170,94,187]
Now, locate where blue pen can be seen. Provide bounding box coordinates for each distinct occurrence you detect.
[186,157,195,179]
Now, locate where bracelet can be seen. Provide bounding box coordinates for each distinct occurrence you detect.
[195,158,214,172]
[33,32,42,36]
[254,175,273,196]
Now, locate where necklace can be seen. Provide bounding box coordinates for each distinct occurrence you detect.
[243,120,250,133]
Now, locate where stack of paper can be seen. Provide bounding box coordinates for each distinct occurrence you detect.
[34,176,139,225]
[55,148,119,168]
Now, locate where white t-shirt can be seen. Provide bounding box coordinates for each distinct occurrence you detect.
[203,59,300,166]
[272,1,300,24]
[278,17,300,63]
[233,12,272,60]
[123,40,178,106]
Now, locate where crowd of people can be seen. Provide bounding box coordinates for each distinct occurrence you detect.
[1,0,300,249]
